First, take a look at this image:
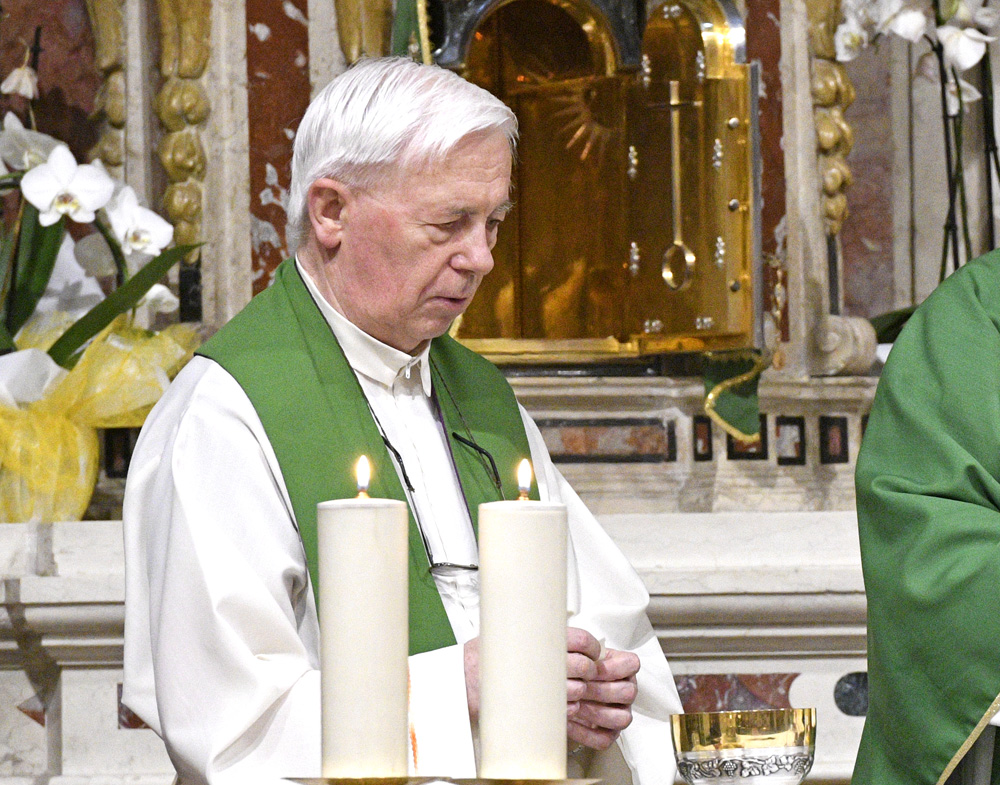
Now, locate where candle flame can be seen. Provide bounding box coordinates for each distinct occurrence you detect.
[517,459,532,500]
[356,455,371,497]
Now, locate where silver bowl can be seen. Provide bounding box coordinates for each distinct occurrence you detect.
[670,708,816,784]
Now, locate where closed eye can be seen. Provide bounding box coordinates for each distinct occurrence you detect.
[431,217,465,238]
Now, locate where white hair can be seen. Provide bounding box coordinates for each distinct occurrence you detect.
[286,57,518,250]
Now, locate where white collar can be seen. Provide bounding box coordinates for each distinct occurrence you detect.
[295,258,433,396]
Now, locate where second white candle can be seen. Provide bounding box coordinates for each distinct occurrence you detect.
[478,499,568,779]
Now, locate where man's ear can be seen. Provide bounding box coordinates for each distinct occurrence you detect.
[307,178,350,249]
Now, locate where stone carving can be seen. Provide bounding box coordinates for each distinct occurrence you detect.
[815,313,877,375]
[159,0,212,79]
[84,0,126,171]
[164,179,203,249]
[156,77,210,132]
[157,0,212,265]
[806,0,855,235]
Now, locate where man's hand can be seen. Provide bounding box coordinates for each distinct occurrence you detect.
[567,627,639,750]
[464,628,640,750]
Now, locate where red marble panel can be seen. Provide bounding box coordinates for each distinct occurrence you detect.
[0,0,100,161]
[745,0,788,340]
[674,673,799,712]
[538,421,671,459]
[625,424,669,454]
[246,0,311,293]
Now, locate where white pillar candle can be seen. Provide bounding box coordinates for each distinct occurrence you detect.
[478,463,568,780]
[317,461,409,778]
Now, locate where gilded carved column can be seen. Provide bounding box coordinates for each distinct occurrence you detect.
[804,0,875,374]
[84,0,127,173]
[780,0,875,376]
[806,0,855,236]
[157,0,211,307]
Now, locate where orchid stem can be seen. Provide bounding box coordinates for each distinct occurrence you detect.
[94,215,128,287]
[981,49,998,249]
[934,40,961,280]
[952,74,973,262]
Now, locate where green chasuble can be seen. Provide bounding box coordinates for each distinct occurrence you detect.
[197,259,538,656]
[853,250,1000,785]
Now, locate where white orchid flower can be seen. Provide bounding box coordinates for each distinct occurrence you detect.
[20,144,115,226]
[131,282,180,330]
[877,0,930,41]
[914,50,942,81]
[939,24,996,70]
[836,15,871,61]
[138,283,180,314]
[951,0,1000,30]
[105,185,174,258]
[0,64,38,100]
[844,0,879,25]
[945,75,983,114]
[0,112,59,171]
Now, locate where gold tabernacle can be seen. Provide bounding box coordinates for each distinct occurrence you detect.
[437,0,761,361]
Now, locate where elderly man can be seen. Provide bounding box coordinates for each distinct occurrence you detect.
[122,57,682,785]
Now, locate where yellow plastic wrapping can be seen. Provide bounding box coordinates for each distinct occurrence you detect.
[0,314,200,523]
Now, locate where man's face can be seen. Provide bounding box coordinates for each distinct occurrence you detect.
[323,131,512,354]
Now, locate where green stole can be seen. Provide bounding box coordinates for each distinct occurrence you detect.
[198,258,538,655]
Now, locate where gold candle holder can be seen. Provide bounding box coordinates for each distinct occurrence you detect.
[670,708,816,785]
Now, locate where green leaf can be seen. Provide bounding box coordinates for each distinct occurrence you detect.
[869,306,917,345]
[0,222,18,328]
[46,244,198,368]
[0,321,14,354]
[5,206,65,336]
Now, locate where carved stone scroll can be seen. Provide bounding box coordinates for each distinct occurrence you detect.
[814,313,877,375]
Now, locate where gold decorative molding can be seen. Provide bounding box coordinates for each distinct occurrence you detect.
[806,0,855,236]
[334,0,393,63]
[157,0,211,258]
[84,0,126,171]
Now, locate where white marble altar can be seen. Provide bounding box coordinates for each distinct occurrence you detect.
[0,502,867,784]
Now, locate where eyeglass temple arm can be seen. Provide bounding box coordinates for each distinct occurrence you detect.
[450,431,503,494]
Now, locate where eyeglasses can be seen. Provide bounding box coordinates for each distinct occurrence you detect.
[365,401,502,576]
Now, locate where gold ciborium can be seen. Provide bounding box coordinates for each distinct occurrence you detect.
[670,708,816,785]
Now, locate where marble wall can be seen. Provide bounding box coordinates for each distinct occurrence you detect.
[840,39,896,320]
[246,0,311,293]
[0,0,100,163]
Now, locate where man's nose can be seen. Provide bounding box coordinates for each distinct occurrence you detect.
[453,228,495,275]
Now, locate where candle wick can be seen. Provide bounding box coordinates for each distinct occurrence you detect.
[357,490,370,499]
[517,489,529,501]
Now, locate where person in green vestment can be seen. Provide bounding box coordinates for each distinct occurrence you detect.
[853,250,1000,785]
[122,56,683,785]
